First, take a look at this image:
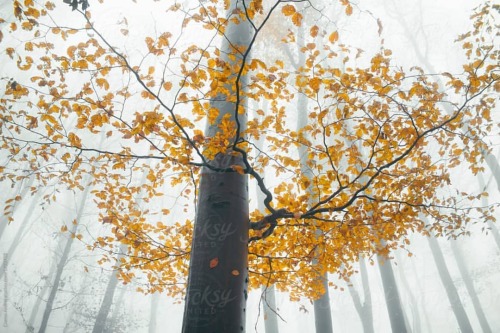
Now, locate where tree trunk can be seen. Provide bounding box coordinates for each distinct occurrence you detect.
[377,254,407,333]
[148,292,159,333]
[92,244,126,333]
[478,172,500,250]
[395,251,421,333]
[38,185,91,333]
[427,235,473,333]
[451,240,492,333]
[253,99,279,333]
[261,285,279,333]
[348,256,374,333]
[181,2,251,331]
[313,277,334,333]
[0,193,38,280]
[181,154,248,333]
[0,176,34,240]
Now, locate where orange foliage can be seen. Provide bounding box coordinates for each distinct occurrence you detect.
[0,0,498,300]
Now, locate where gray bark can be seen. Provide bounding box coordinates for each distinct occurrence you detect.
[394,252,421,333]
[377,255,408,333]
[148,292,159,333]
[0,176,34,240]
[348,256,374,333]
[427,235,473,333]
[451,241,492,333]
[261,285,279,333]
[181,2,251,331]
[478,172,500,250]
[92,244,127,333]
[38,185,91,333]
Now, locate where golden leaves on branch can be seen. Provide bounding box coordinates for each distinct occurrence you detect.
[281,4,303,27]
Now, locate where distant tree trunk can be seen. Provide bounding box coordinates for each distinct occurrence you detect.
[395,251,421,333]
[181,2,251,331]
[25,258,56,333]
[38,185,91,333]
[313,277,334,333]
[261,285,279,333]
[148,292,159,333]
[0,175,34,240]
[63,272,91,333]
[348,256,374,333]
[377,254,408,333]
[292,26,334,333]
[107,283,127,332]
[427,235,473,333]
[253,99,280,333]
[478,172,500,250]
[451,241,492,333]
[92,244,127,333]
[0,193,38,280]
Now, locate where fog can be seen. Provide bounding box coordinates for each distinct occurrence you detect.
[1,0,499,332]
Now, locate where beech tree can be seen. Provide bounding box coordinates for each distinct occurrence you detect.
[1,0,499,331]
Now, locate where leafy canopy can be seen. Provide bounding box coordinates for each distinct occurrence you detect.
[0,0,498,299]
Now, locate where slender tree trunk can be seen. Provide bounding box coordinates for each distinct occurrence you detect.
[395,251,421,333]
[0,194,38,279]
[107,283,127,332]
[92,244,126,333]
[0,176,34,240]
[451,241,492,333]
[25,262,56,333]
[253,99,280,333]
[377,254,408,333]
[313,277,334,333]
[478,172,500,250]
[38,185,91,333]
[148,292,159,333]
[427,235,473,333]
[181,2,251,331]
[293,27,334,332]
[348,256,374,333]
[261,285,279,333]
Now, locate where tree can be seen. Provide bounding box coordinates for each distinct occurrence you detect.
[1,0,498,331]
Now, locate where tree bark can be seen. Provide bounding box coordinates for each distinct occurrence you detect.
[181,155,248,333]
[261,285,279,333]
[427,235,473,333]
[148,292,159,333]
[451,240,492,333]
[92,244,126,333]
[377,254,408,333]
[348,256,374,333]
[313,277,334,333]
[38,185,90,333]
[181,3,251,331]
[478,172,500,250]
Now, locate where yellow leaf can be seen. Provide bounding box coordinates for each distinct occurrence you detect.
[68,132,82,148]
[61,225,68,232]
[96,78,110,90]
[345,4,353,16]
[329,31,339,44]
[163,82,172,91]
[292,12,303,27]
[310,25,319,37]
[309,77,321,92]
[282,4,296,16]
[231,165,245,175]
